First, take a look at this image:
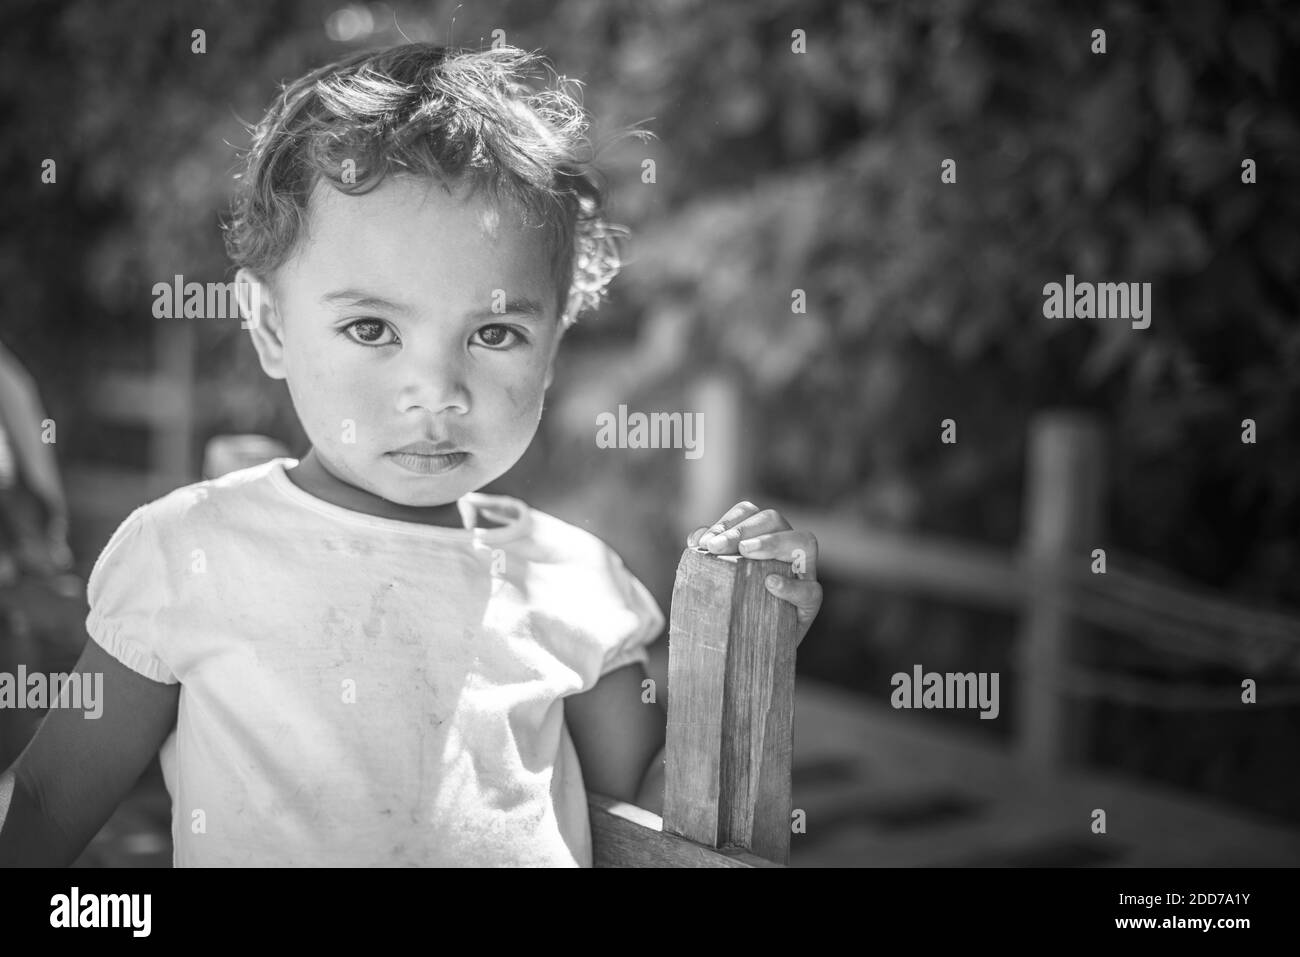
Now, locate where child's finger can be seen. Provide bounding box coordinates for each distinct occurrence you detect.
[686,526,711,548]
[763,576,823,646]
[702,508,790,554]
[737,530,818,580]
[698,501,761,545]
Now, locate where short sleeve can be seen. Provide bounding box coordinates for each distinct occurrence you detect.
[85,505,178,684]
[598,551,666,678]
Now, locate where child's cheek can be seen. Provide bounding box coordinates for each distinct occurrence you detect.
[292,346,367,442]
[503,368,546,423]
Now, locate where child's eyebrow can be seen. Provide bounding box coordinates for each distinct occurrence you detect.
[323,289,413,314]
[465,297,547,321]
[322,289,547,320]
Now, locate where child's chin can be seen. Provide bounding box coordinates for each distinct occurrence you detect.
[387,488,466,508]
[378,471,477,507]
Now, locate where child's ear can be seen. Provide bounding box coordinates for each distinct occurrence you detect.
[543,315,568,391]
[236,268,287,381]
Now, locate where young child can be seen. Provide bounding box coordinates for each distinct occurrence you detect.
[0,43,822,867]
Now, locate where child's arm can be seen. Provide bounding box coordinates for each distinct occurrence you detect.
[0,638,179,865]
[564,662,667,815]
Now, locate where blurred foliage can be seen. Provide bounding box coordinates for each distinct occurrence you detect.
[0,0,1297,594]
[613,0,1300,606]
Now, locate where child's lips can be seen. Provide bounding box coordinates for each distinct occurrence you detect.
[392,439,463,455]
[385,450,469,475]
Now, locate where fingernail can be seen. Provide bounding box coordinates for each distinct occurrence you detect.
[739,539,756,551]
[766,575,780,588]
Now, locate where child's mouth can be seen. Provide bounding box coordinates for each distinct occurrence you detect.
[385,451,469,475]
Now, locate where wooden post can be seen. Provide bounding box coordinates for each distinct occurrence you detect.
[681,367,750,542]
[1016,411,1105,770]
[661,547,799,864]
[154,321,195,485]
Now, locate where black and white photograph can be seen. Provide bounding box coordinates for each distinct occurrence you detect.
[0,0,1297,933]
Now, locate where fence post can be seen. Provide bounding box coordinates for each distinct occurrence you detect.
[1016,411,1105,770]
[681,366,750,541]
[154,321,195,485]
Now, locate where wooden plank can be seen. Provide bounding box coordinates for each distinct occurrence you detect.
[64,465,189,517]
[765,501,1022,609]
[89,372,190,425]
[662,547,798,863]
[770,500,1300,672]
[587,793,777,868]
[1069,562,1300,672]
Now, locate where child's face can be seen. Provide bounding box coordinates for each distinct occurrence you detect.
[243,174,565,508]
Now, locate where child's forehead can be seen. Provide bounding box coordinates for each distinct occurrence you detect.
[294,176,555,292]
[306,174,524,240]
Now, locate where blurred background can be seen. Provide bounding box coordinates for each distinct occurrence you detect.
[0,0,1298,866]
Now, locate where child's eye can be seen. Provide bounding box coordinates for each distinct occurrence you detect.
[473,324,526,349]
[343,319,399,347]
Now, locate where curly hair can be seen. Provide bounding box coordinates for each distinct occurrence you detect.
[223,43,625,325]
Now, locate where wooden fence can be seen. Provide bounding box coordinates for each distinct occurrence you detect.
[681,369,1300,774]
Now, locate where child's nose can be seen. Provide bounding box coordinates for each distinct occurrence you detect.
[393,349,471,415]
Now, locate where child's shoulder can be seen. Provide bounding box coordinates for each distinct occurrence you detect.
[121,457,292,536]
[88,459,292,595]
[513,502,635,572]
[514,503,665,643]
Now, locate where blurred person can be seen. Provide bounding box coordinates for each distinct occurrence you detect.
[0,341,83,768]
[0,341,74,582]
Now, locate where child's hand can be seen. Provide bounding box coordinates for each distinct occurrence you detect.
[687,502,822,647]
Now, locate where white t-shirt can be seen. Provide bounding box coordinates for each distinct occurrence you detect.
[85,458,665,867]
